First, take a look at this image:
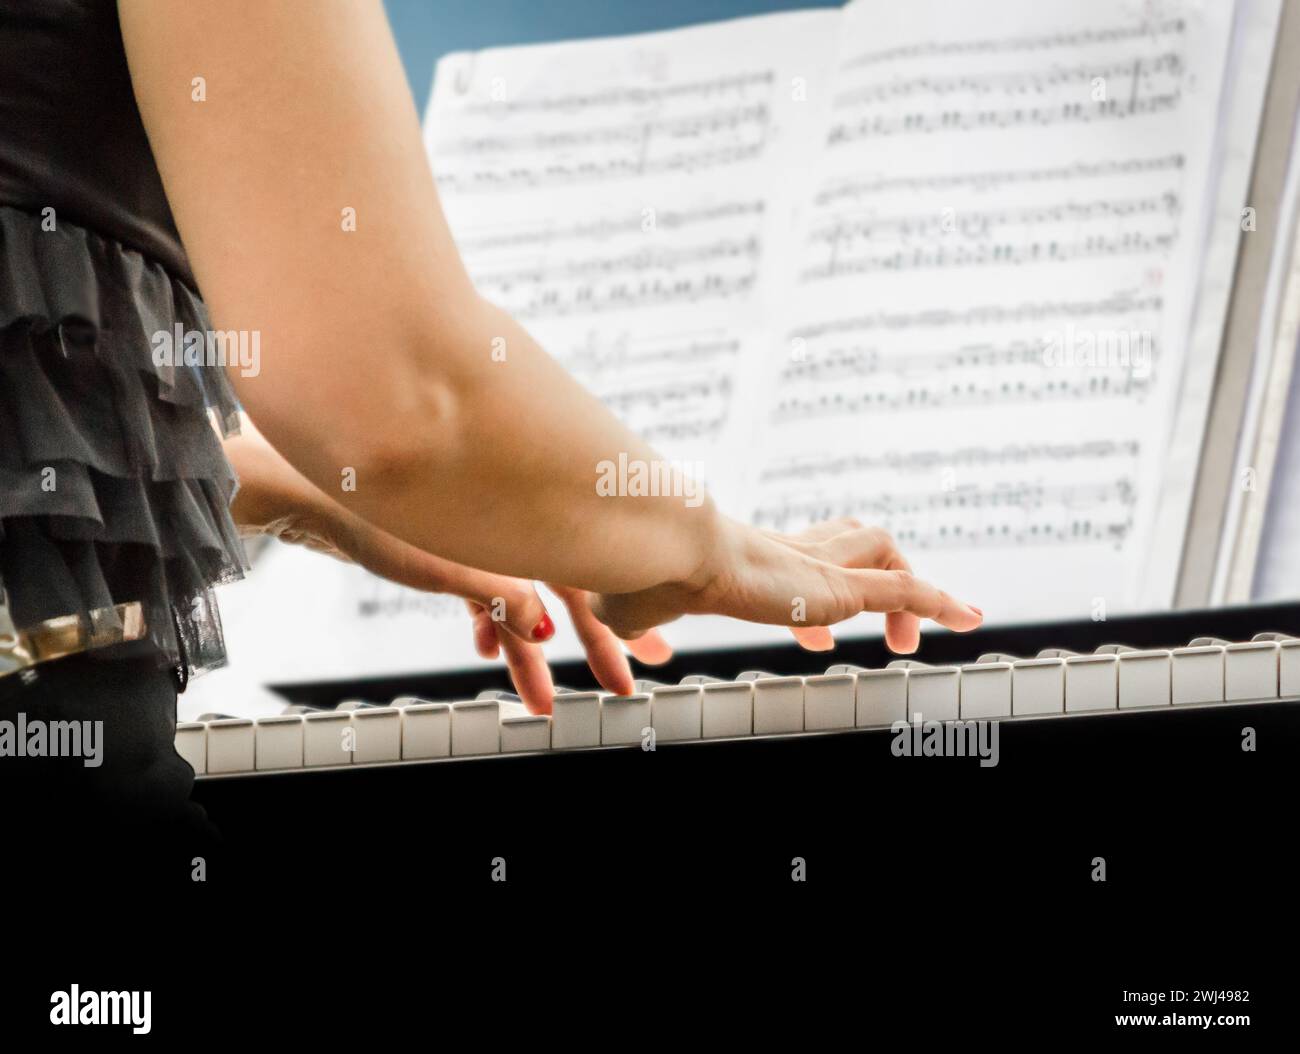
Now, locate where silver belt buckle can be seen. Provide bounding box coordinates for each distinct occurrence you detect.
[0,592,149,680]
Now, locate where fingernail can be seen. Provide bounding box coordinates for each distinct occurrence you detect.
[531,613,555,641]
[969,605,983,616]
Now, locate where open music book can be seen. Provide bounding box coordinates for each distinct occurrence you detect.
[420,0,1275,640]
[187,0,1283,694]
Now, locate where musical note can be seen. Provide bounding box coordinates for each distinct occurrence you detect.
[429,68,778,193]
[757,440,1143,484]
[752,478,1138,551]
[837,19,1186,72]
[814,155,1184,206]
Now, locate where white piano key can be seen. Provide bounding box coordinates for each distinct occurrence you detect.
[700,682,753,738]
[451,700,501,756]
[303,711,353,767]
[651,685,702,741]
[392,694,432,708]
[1011,658,1065,715]
[959,662,1011,719]
[601,694,651,745]
[351,706,402,764]
[393,699,451,760]
[1117,650,1172,709]
[255,714,304,770]
[904,666,959,722]
[206,717,256,774]
[501,714,551,753]
[1282,640,1300,696]
[174,722,206,775]
[1224,641,1278,701]
[803,674,855,730]
[1171,645,1225,705]
[744,674,804,734]
[552,691,601,749]
[1065,654,1118,712]
[855,669,907,727]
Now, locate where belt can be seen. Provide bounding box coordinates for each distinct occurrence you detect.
[0,600,149,679]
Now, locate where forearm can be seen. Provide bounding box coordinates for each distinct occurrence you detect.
[222,415,340,541]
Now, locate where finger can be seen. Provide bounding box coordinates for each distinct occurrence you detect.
[789,625,835,652]
[883,553,921,655]
[352,526,557,645]
[851,568,982,634]
[555,588,635,697]
[809,527,920,653]
[466,602,500,660]
[498,632,555,715]
[624,628,673,665]
[463,581,554,645]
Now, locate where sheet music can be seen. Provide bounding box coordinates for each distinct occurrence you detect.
[211,1,1252,685]
[741,0,1235,633]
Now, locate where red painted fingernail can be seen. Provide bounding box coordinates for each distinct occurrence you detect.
[531,614,555,641]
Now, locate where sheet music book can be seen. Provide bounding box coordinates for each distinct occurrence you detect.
[191,0,1281,693]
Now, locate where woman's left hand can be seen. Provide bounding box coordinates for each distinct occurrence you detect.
[225,415,669,712]
[302,513,673,713]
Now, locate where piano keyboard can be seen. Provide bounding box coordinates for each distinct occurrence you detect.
[178,633,1300,777]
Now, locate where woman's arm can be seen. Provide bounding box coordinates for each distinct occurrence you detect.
[119,0,716,594]
[121,0,981,647]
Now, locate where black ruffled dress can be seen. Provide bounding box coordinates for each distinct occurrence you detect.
[0,0,248,678]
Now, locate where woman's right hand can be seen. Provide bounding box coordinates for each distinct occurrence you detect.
[590,516,983,655]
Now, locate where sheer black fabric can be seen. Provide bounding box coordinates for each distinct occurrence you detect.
[0,206,248,674]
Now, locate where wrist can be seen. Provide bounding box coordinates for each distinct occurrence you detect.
[675,504,742,598]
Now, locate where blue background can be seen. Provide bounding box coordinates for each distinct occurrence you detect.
[382,0,835,114]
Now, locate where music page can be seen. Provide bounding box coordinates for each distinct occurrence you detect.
[742,0,1237,632]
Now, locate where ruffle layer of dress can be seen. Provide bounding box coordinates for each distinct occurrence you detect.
[0,203,248,677]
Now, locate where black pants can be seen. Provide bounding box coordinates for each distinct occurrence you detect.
[0,640,220,890]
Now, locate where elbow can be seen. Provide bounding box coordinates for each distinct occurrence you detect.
[245,367,465,508]
[328,375,464,501]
